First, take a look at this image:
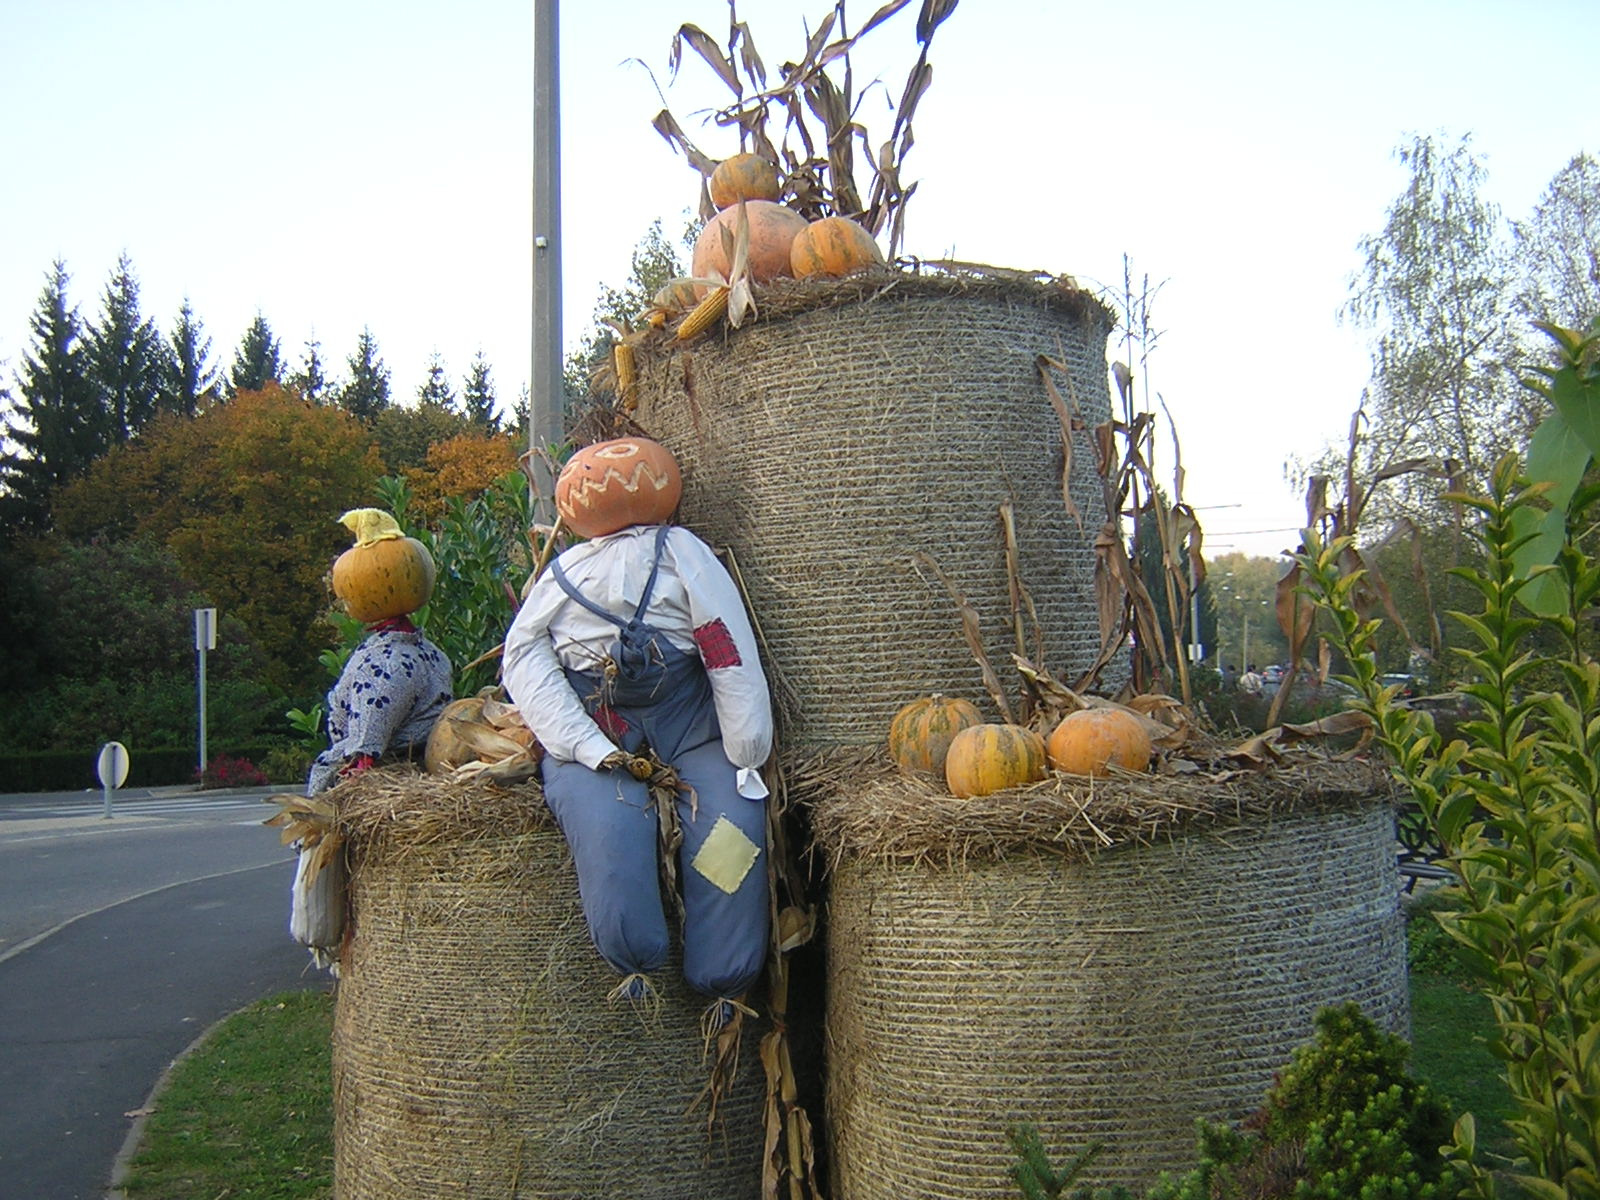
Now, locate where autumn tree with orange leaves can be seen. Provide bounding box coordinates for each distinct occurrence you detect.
[52,384,384,692]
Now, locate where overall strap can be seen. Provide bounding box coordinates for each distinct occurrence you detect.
[630,525,674,622]
[548,525,675,628]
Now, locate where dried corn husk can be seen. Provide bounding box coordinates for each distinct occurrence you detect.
[424,690,544,783]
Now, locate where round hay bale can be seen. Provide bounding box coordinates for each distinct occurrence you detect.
[821,795,1408,1198]
[632,267,1116,749]
[330,773,765,1200]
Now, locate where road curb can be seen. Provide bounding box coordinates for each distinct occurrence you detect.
[104,984,334,1199]
[102,1006,231,1200]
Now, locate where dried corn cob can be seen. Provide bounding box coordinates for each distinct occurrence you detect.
[676,285,730,341]
[613,341,638,410]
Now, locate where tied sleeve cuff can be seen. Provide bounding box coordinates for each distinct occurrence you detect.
[735,767,769,800]
[574,730,622,771]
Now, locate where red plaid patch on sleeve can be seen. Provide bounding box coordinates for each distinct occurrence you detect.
[693,618,743,669]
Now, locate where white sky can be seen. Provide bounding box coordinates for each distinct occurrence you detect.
[1,0,1592,559]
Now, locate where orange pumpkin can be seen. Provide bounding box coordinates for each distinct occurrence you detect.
[331,509,436,623]
[691,200,808,290]
[709,152,781,210]
[555,437,682,539]
[790,215,884,279]
[888,693,983,775]
[944,723,1047,798]
[1045,707,1153,778]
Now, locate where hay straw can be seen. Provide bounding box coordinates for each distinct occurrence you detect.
[824,800,1411,1197]
[327,770,767,1200]
[790,741,1391,869]
[631,263,1116,748]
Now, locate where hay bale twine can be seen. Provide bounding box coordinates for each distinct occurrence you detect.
[632,268,1116,749]
[330,775,765,1200]
[824,798,1408,1198]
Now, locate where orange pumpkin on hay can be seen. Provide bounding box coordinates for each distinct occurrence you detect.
[691,200,808,290]
[709,153,782,210]
[1045,707,1153,778]
[791,215,884,279]
[944,723,1047,798]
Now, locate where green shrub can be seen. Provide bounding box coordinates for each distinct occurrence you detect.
[1010,1005,1458,1200]
[1302,436,1600,1193]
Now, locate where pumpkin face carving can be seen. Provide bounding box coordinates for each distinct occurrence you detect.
[555,437,683,539]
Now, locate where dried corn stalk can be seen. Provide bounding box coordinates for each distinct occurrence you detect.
[263,793,343,884]
[651,0,958,256]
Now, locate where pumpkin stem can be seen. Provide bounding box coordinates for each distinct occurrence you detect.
[338,507,405,547]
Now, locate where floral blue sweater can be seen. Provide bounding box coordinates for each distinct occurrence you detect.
[305,626,453,795]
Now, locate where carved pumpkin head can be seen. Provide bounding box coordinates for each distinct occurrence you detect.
[555,437,683,538]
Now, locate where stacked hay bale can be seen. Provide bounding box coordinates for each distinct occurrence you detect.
[630,266,1407,1197]
[804,751,1406,1196]
[328,773,765,1200]
[631,266,1116,745]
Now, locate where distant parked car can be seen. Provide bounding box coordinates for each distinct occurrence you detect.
[1261,664,1286,684]
[1259,672,1358,706]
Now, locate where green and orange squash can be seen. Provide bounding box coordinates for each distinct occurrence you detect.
[944,723,1047,798]
[888,694,983,775]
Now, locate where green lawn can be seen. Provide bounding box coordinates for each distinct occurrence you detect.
[115,989,335,1200]
[113,896,1517,1200]
[1403,887,1520,1165]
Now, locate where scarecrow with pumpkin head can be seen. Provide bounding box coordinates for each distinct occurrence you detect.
[502,437,772,1027]
[290,508,454,968]
[306,508,454,795]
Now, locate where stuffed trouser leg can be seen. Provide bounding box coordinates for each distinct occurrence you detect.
[541,756,670,979]
[668,738,769,998]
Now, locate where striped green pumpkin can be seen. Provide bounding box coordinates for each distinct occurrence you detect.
[888,694,983,775]
[944,723,1047,798]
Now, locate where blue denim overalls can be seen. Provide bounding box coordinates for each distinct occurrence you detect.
[539,526,768,1000]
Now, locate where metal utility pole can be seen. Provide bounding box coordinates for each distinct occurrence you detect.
[529,0,563,516]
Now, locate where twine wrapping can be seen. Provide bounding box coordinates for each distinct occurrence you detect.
[328,772,765,1200]
[817,783,1407,1198]
[632,267,1116,749]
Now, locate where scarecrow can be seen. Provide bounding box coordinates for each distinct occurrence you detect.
[502,437,772,1029]
[291,508,454,966]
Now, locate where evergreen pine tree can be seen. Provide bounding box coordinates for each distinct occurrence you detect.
[461,350,499,431]
[228,313,282,395]
[165,298,217,417]
[289,338,333,404]
[338,327,391,421]
[0,261,102,532]
[86,253,172,443]
[511,382,531,440]
[416,350,456,410]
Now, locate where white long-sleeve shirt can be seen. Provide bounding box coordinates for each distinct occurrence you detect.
[502,524,773,777]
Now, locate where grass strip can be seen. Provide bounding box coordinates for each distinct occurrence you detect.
[116,988,334,1200]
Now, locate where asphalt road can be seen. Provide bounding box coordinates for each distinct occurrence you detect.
[0,788,332,1200]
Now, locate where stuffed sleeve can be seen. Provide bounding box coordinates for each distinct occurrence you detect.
[325,638,416,760]
[668,528,774,773]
